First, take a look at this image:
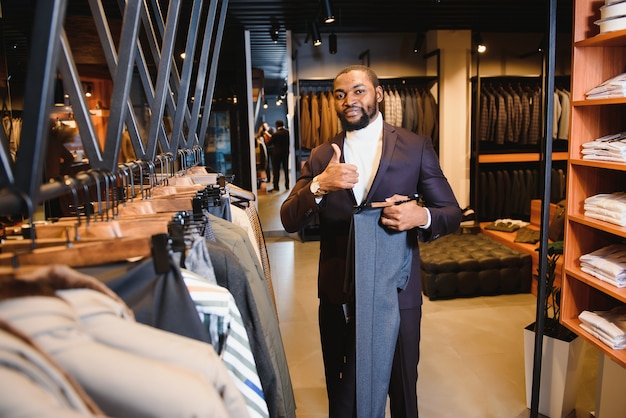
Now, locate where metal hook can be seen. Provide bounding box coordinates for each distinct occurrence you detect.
[99,169,112,221]
[155,154,166,186]
[117,164,130,206]
[178,149,186,174]
[63,176,81,241]
[16,189,36,251]
[86,169,104,221]
[103,170,120,219]
[145,159,155,198]
[135,161,145,199]
[124,162,136,202]
[78,176,92,228]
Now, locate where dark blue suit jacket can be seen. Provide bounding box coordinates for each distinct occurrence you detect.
[281,122,461,309]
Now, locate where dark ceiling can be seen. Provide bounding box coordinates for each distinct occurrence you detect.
[0,0,574,99]
[228,0,574,96]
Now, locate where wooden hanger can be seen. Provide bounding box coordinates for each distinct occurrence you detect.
[0,235,153,268]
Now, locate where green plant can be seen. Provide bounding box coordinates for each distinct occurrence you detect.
[531,241,577,342]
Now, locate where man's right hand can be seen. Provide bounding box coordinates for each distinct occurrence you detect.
[317,143,359,192]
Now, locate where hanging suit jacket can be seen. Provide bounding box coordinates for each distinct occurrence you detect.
[280,121,462,309]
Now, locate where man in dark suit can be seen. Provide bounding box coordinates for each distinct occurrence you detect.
[280,65,461,417]
[268,119,290,192]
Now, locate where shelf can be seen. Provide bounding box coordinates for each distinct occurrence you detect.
[478,152,568,163]
[564,0,626,370]
[561,317,626,368]
[572,98,626,106]
[569,158,626,171]
[575,29,626,47]
[564,264,626,302]
[568,214,626,239]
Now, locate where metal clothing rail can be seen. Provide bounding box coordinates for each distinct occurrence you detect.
[0,0,229,219]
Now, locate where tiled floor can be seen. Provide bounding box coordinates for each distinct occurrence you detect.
[257,180,599,418]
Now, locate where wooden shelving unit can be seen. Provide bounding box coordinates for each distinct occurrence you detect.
[561,0,626,368]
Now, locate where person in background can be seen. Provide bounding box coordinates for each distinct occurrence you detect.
[44,120,79,218]
[255,122,272,183]
[267,119,290,192]
[280,65,461,417]
[45,120,77,181]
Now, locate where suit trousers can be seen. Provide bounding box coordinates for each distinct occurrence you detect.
[271,150,290,190]
[319,208,420,418]
[319,302,422,418]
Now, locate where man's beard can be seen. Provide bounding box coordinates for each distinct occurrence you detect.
[339,105,377,132]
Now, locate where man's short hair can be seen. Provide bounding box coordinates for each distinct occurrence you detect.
[275,119,285,128]
[334,65,380,88]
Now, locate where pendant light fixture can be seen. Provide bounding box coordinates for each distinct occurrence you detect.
[413,32,426,54]
[473,32,486,54]
[322,0,335,24]
[311,21,322,47]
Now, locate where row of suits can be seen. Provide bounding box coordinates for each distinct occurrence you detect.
[478,83,571,146]
[299,89,341,151]
[298,82,439,151]
[478,166,566,221]
[379,86,439,149]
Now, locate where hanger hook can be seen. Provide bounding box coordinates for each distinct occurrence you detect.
[86,169,103,221]
[124,162,136,202]
[63,176,81,241]
[145,159,155,198]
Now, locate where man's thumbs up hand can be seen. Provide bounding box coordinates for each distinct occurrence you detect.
[330,143,342,164]
[316,143,359,192]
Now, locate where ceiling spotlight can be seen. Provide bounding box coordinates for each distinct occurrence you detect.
[84,83,93,98]
[322,0,335,24]
[311,21,322,47]
[473,32,486,54]
[413,32,426,54]
[263,99,268,109]
[329,32,337,54]
[270,16,280,43]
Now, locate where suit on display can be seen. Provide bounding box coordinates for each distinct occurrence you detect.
[281,64,461,418]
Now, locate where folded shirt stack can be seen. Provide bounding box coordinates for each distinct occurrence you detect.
[579,243,626,288]
[584,192,626,226]
[581,131,626,163]
[585,72,626,99]
[579,305,626,350]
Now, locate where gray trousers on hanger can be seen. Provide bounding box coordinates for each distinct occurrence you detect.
[349,208,412,418]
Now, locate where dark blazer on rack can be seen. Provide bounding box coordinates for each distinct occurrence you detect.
[281,121,461,309]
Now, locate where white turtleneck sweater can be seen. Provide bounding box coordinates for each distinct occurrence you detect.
[343,112,384,204]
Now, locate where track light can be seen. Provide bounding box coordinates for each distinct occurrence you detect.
[311,21,322,47]
[329,32,337,54]
[270,16,280,43]
[322,0,335,24]
[473,32,486,54]
[84,83,93,98]
[413,32,426,54]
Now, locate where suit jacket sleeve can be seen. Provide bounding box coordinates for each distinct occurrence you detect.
[280,142,336,233]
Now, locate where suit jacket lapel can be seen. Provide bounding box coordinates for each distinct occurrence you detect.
[364,123,397,203]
